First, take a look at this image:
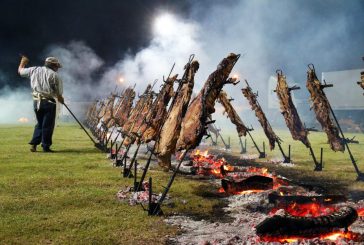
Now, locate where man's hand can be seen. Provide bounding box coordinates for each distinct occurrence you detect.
[18,55,29,74]
[57,95,64,104]
[20,55,29,66]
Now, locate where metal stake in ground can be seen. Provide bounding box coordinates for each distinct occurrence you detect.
[320,82,364,180]
[63,103,104,151]
[239,137,247,154]
[246,130,266,158]
[137,143,156,192]
[150,149,190,216]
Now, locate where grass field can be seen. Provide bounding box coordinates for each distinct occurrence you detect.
[1,123,364,244]
[221,128,364,197]
[0,124,222,244]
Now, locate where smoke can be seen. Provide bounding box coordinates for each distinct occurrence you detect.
[1,0,363,130]
[100,13,207,93]
[44,41,104,101]
[0,86,34,124]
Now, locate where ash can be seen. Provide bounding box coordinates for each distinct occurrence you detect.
[165,192,269,245]
[116,183,169,206]
[165,186,364,244]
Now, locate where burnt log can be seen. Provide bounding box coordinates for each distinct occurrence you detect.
[221,175,273,194]
[268,192,347,205]
[256,206,358,238]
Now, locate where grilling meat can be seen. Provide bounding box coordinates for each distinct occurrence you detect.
[359,71,364,91]
[122,84,152,133]
[141,74,177,143]
[122,84,154,146]
[176,53,240,152]
[111,87,135,128]
[242,82,279,150]
[276,71,310,147]
[217,90,249,137]
[157,60,200,169]
[306,65,345,152]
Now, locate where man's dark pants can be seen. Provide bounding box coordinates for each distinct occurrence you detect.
[29,99,56,150]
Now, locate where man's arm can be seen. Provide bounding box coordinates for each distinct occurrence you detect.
[54,74,64,104]
[18,56,30,75]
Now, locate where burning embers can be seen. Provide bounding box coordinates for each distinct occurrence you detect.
[190,150,228,178]
[190,150,282,195]
[258,206,360,243]
[188,150,364,243]
[221,175,273,195]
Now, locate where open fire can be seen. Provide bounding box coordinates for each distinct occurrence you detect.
[184,150,364,243]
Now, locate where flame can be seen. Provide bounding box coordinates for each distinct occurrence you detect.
[267,231,358,243]
[236,190,264,195]
[357,207,364,216]
[223,164,234,171]
[191,150,227,178]
[270,202,336,217]
[18,117,29,123]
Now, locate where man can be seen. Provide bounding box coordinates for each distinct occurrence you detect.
[18,56,64,152]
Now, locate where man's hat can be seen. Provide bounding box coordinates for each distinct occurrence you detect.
[45,57,62,68]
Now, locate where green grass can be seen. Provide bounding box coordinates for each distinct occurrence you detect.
[0,124,221,245]
[216,129,364,196]
[1,124,364,244]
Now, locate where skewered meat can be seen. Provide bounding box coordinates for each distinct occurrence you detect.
[141,74,177,143]
[276,71,310,147]
[242,81,279,150]
[306,65,345,152]
[110,87,135,128]
[157,60,200,169]
[122,84,152,133]
[217,90,249,137]
[176,53,240,152]
[359,71,364,91]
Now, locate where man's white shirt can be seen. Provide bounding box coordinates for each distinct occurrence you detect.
[19,66,63,99]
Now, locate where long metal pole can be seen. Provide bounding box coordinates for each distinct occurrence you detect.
[318,79,364,180]
[153,149,189,214]
[137,143,156,191]
[246,130,265,158]
[327,103,363,178]
[63,103,97,145]
[309,146,322,171]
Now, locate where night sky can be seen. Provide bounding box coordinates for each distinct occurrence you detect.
[0,0,193,88]
[1,0,364,91]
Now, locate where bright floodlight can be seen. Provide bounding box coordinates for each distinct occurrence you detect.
[153,13,176,37]
[118,76,124,84]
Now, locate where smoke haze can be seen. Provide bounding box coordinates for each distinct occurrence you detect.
[1,0,363,129]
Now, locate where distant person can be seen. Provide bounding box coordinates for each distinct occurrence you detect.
[18,56,64,152]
